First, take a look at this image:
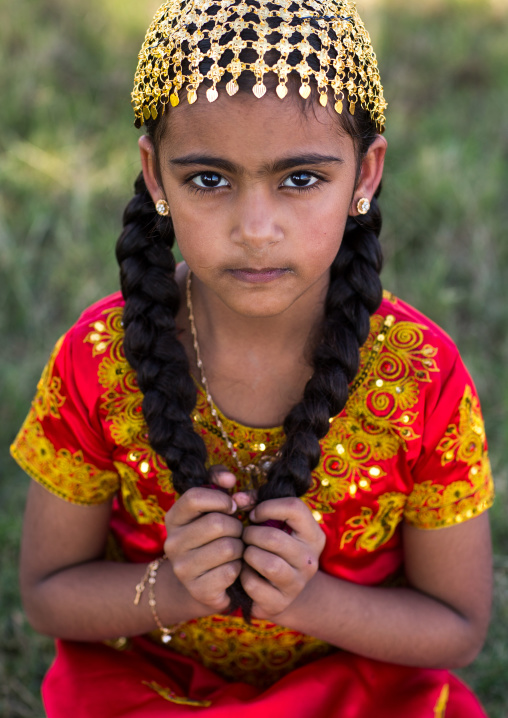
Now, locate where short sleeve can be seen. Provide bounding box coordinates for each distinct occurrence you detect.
[404,353,494,529]
[10,326,120,505]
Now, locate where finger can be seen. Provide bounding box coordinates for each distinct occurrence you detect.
[209,466,238,490]
[249,497,323,541]
[191,560,243,611]
[194,536,245,575]
[243,524,296,562]
[240,564,286,608]
[167,486,238,528]
[232,489,258,511]
[243,524,320,574]
[174,536,245,580]
[243,544,295,588]
[165,511,243,556]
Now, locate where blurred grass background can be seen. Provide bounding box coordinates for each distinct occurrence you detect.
[1,0,507,715]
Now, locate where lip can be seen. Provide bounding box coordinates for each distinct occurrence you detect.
[228,268,289,284]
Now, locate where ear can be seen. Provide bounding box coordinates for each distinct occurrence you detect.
[138,135,165,205]
[349,135,387,216]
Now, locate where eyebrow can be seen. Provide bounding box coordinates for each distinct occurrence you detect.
[169,153,344,174]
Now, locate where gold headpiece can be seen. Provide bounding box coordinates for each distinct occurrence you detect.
[132,0,387,132]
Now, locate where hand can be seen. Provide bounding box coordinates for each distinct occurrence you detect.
[208,466,258,513]
[163,469,244,613]
[240,497,326,620]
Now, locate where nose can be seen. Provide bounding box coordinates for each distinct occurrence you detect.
[231,188,284,252]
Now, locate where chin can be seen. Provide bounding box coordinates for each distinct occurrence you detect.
[228,297,296,319]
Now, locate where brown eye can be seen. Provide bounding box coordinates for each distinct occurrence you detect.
[282,172,318,188]
[192,172,228,188]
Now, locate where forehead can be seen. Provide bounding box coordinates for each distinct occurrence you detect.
[159,90,356,164]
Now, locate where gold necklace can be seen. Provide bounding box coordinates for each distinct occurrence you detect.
[186,272,278,489]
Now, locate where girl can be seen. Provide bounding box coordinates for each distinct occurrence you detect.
[11,0,494,715]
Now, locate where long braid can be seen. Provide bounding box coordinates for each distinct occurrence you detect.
[116,172,248,613]
[257,189,383,502]
[116,172,209,495]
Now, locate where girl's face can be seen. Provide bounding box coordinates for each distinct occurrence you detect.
[140,91,386,320]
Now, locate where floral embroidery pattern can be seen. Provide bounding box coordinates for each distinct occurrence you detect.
[85,309,146,448]
[11,414,118,505]
[340,493,406,551]
[305,319,438,518]
[437,385,485,466]
[162,614,333,688]
[115,462,166,524]
[32,335,66,421]
[405,386,493,528]
[192,390,285,491]
[85,308,174,519]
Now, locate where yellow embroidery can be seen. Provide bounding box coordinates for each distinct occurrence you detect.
[157,615,334,688]
[340,492,406,551]
[115,461,166,524]
[192,389,285,492]
[32,335,66,421]
[434,683,449,717]
[86,308,146,445]
[143,681,212,707]
[88,309,436,517]
[84,305,492,534]
[85,307,174,502]
[306,320,437,517]
[85,312,124,358]
[10,414,118,504]
[405,386,494,528]
[437,385,485,466]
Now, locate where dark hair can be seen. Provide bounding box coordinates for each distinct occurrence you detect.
[116,21,383,617]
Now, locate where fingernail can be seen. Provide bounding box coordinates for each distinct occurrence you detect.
[230,500,238,514]
[249,509,256,521]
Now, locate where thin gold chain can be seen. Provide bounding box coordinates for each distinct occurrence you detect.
[185,271,277,487]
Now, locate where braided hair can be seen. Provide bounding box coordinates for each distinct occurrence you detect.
[117,43,383,616]
[116,174,209,493]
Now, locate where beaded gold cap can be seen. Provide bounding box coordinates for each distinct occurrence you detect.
[132,0,387,132]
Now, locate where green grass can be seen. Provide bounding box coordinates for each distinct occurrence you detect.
[1,0,507,715]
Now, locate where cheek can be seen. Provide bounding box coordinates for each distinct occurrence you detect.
[295,207,348,264]
[171,207,221,261]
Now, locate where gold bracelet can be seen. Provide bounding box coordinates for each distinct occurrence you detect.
[133,557,181,644]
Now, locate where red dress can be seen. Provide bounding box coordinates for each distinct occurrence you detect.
[11,290,493,717]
